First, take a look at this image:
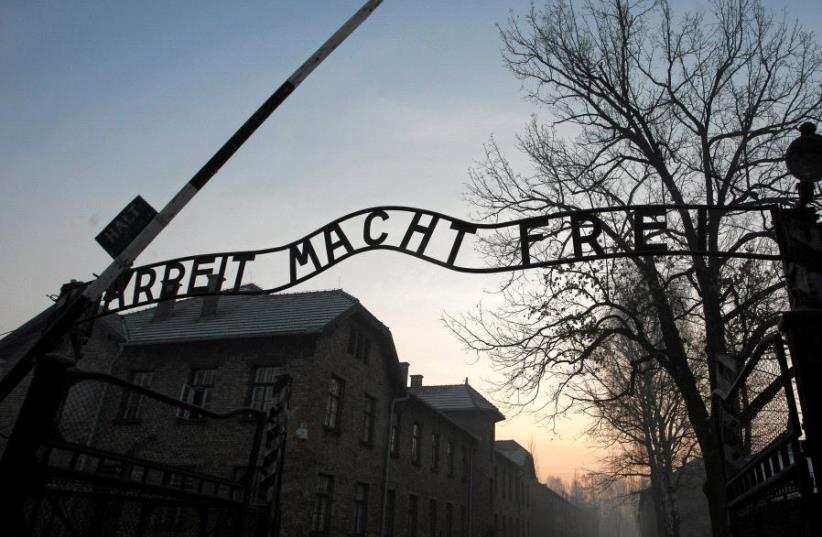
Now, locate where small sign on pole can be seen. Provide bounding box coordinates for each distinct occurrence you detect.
[95,196,158,258]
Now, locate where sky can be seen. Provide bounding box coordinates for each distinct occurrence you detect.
[2,0,821,483]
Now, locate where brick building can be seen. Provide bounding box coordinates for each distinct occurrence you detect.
[0,288,598,537]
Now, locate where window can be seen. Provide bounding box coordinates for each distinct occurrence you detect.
[323,377,344,431]
[389,411,400,457]
[461,446,469,482]
[347,329,371,362]
[311,474,333,534]
[177,368,215,419]
[411,423,421,465]
[385,490,396,537]
[353,482,368,535]
[446,440,454,477]
[361,395,376,445]
[153,504,184,530]
[118,370,153,421]
[429,499,438,537]
[430,433,440,472]
[445,503,453,537]
[249,366,278,411]
[408,494,419,537]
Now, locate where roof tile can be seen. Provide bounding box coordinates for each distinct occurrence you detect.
[122,289,357,345]
[409,383,505,421]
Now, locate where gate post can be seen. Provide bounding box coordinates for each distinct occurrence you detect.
[0,353,74,536]
[774,122,822,531]
[773,208,822,471]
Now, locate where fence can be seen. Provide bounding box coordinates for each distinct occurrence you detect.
[0,355,291,537]
[717,333,817,536]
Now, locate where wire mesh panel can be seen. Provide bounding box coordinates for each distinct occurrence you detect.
[723,336,798,471]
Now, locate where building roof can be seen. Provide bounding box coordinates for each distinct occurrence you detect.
[407,394,480,443]
[409,382,505,422]
[495,439,537,479]
[122,289,361,345]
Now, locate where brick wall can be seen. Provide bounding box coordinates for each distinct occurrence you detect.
[386,396,477,537]
[494,453,530,537]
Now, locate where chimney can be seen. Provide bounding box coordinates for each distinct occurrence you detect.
[200,274,223,318]
[399,362,409,387]
[410,374,423,388]
[153,282,180,321]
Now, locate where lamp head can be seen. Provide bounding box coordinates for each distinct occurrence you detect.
[786,122,822,183]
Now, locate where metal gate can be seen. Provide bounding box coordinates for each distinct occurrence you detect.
[0,355,291,537]
[717,333,818,536]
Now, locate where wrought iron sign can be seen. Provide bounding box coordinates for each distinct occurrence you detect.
[97,203,782,315]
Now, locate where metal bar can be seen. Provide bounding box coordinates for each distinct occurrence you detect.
[774,334,803,438]
[64,369,266,421]
[44,465,245,505]
[721,333,781,401]
[95,203,787,268]
[727,460,800,508]
[238,408,265,537]
[726,432,800,483]
[269,379,292,537]
[737,376,787,425]
[44,439,243,489]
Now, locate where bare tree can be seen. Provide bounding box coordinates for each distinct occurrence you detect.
[578,273,699,537]
[544,474,569,498]
[586,343,699,537]
[447,1,821,535]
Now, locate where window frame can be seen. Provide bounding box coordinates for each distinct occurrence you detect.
[408,494,419,537]
[360,394,376,446]
[323,376,344,433]
[177,368,216,420]
[353,482,369,535]
[347,329,371,362]
[428,499,438,537]
[248,366,279,411]
[117,370,154,422]
[411,422,422,465]
[461,446,469,483]
[446,439,455,477]
[385,489,396,537]
[389,411,400,458]
[311,474,334,535]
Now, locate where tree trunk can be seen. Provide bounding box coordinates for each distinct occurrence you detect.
[644,266,731,537]
[701,437,730,537]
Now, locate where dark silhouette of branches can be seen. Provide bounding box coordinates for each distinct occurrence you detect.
[447,1,821,536]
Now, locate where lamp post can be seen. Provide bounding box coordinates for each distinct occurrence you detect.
[777,123,822,521]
